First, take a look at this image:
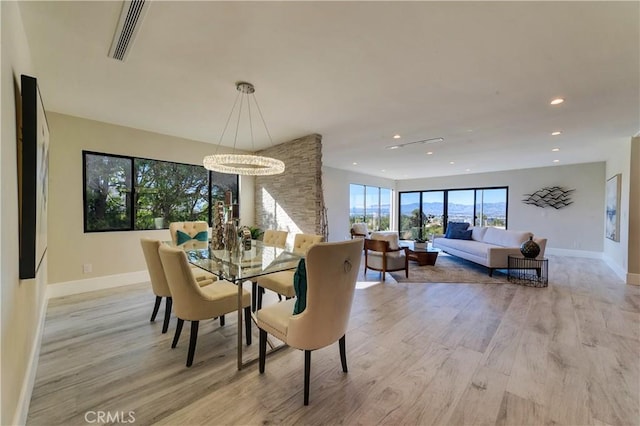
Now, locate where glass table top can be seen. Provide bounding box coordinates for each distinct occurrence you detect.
[179,240,303,283]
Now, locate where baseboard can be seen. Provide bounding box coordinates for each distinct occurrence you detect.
[545,248,602,259]
[626,272,640,286]
[47,270,149,299]
[13,292,48,426]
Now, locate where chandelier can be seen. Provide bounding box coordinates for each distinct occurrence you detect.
[203,82,285,176]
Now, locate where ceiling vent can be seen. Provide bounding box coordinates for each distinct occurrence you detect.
[108,0,150,61]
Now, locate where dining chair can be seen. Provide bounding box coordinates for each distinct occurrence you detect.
[364,231,409,281]
[140,238,217,334]
[251,229,288,311]
[256,239,363,405]
[158,244,252,367]
[255,233,323,310]
[169,221,209,249]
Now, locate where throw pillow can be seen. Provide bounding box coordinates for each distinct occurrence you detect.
[444,222,470,238]
[293,259,307,315]
[450,229,473,240]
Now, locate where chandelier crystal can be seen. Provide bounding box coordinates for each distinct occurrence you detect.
[203,82,285,176]
[203,154,285,176]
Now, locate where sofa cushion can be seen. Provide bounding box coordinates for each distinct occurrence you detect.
[482,227,532,247]
[470,226,488,241]
[445,222,470,238]
[371,231,400,250]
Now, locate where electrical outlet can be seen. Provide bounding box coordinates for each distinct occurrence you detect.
[83,263,92,273]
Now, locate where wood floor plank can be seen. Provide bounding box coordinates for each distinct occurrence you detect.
[26,255,639,425]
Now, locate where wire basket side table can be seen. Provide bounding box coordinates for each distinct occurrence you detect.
[507,255,548,287]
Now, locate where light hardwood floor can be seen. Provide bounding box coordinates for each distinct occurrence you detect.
[27,256,639,425]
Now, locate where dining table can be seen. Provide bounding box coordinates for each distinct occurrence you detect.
[181,239,303,370]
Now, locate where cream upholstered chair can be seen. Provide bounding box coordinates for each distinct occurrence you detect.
[257,239,363,405]
[350,222,370,239]
[140,238,216,334]
[262,229,288,247]
[158,244,252,367]
[251,230,288,311]
[256,233,323,310]
[169,221,209,249]
[364,231,408,281]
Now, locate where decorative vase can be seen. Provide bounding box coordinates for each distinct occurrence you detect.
[520,236,540,258]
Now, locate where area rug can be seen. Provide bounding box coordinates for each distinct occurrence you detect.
[390,254,510,284]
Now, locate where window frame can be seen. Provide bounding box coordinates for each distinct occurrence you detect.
[349,183,393,231]
[398,185,509,240]
[82,150,238,233]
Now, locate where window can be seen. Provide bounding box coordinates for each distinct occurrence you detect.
[349,184,392,231]
[399,186,508,239]
[83,151,238,232]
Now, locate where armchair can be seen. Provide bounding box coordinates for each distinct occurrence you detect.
[350,222,370,239]
[364,231,409,281]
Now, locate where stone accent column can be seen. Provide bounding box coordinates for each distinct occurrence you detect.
[255,134,327,239]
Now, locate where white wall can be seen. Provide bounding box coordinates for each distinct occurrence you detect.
[47,112,255,285]
[396,162,606,254]
[323,166,396,242]
[603,138,633,281]
[1,2,48,424]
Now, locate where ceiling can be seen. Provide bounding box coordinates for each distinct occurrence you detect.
[18,1,640,180]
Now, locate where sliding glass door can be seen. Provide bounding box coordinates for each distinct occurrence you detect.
[399,186,508,238]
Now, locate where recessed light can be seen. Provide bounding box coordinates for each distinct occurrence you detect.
[352,162,358,165]
[465,168,471,172]
[386,145,400,150]
[550,98,564,105]
[381,169,386,172]
[449,161,455,165]
[426,151,433,155]
[553,159,560,163]
[393,134,401,139]
[551,131,562,136]
[552,148,560,152]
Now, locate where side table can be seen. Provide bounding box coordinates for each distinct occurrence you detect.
[507,255,548,287]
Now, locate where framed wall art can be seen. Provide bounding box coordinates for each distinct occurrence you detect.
[18,74,49,279]
[605,173,621,242]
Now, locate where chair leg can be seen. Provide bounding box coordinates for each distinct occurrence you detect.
[488,268,494,277]
[252,281,258,312]
[172,318,184,348]
[278,294,282,301]
[257,285,264,310]
[186,321,199,367]
[244,307,252,345]
[259,329,267,373]
[220,315,225,326]
[162,297,172,334]
[304,350,311,405]
[339,335,348,373]
[150,296,162,322]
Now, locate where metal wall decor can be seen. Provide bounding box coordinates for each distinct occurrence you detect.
[522,186,574,209]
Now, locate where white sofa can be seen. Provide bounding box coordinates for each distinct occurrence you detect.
[432,227,547,276]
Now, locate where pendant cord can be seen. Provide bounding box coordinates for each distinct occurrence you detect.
[232,91,245,154]
[252,93,275,146]
[214,90,241,155]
